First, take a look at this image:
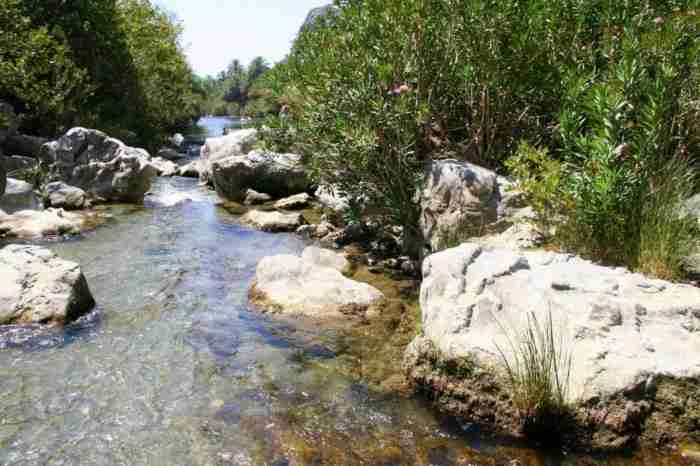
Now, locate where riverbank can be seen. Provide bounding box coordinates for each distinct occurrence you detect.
[0,118,696,466]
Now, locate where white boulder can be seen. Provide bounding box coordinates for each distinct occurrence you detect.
[40,127,157,203]
[0,245,95,325]
[250,253,383,318]
[199,129,258,184]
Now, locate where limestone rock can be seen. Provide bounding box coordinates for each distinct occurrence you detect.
[44,182,89,210]
[302,246,351,273]
[274,193,312,210]
[212,151,310,202]
[420,159,502,252]
[40,127,157,203]
[244,189,272,206]
[199,129,258,185]
[0,178,39,214]
[250,254,383,318]
[177,160,201,178]
[0,208,91,239]
[149,157,178,177]
[240,210,306,232]
[0,245,94,325]
[408,242,700,448]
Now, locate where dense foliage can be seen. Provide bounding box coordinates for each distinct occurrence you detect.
[0,0,202,147]
[198,57,278,118]
[269,0,699,275]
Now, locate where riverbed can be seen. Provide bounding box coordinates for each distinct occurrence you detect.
[0,118,690,466]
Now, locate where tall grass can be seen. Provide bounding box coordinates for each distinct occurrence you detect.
[494,311,572,438]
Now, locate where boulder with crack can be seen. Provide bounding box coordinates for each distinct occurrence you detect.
[0,245,95,325]
[405,242,700,450]
[40,127,157,203]
[250,252,383,318]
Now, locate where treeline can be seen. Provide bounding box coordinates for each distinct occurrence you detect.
[198,57,279,118]
[0,0,204,147]
[265,0,700,279]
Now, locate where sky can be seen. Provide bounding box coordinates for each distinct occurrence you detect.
[156,0,330,77]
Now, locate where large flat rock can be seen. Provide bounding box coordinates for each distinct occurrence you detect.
[0,245,95,325]
[407,243,700,449]
[250,253,383,318]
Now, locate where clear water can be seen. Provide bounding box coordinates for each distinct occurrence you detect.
[0,119,689,466]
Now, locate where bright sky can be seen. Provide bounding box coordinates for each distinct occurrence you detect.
[156,0,330,77]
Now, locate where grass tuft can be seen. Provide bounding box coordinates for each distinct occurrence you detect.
[494,310,572,440]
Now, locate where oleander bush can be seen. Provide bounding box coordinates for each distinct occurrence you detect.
[270,0,699,272]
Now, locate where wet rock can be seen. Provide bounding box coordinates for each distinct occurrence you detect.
[157,147,186,161]
[407,242,700,450]
[44,182,89,210]
[199,128,258,185]
[274,192,312,210]
[250,254,383,318]
[244,189,273,206]
[0,244,95,325]
[240,210,306,232]
[3,133,48,158]
[0,178,39,214]
[149,157,178,177]
[212,151,310,202]
[0,208,92,238]
[40,127,157,203]
[302,246,351,273]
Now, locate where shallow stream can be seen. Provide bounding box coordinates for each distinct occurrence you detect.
[0,118,690,466]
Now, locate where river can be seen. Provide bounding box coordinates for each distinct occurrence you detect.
[0,118,686,465]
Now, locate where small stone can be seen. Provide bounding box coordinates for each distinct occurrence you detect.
[274,192,312,210]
